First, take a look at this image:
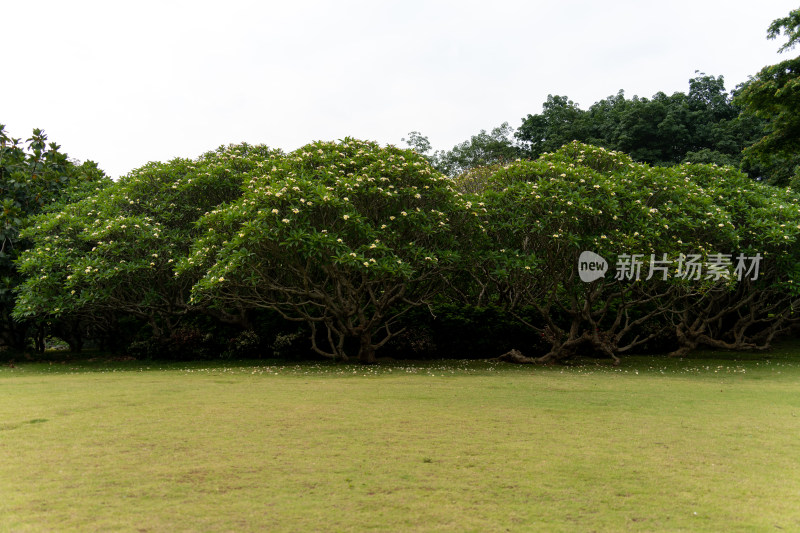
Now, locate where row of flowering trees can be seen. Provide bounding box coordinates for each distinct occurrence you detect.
[10,138,800,363]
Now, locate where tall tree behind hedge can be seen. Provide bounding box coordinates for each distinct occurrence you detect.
[734,8,800,186]
[516,74,763,172]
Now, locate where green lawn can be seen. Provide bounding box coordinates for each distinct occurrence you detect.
[1,346,800,532]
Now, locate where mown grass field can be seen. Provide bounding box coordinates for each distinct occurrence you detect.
[1,344,800,532]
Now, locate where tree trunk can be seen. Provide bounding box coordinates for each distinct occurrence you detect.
[357,332,376,364]
[67,333,83,353]
[35,324,45,353]
[669,323,698,357]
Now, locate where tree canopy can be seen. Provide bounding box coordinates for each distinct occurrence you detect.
[767,7,800,52]
[415,73,766,182]
[734,8,800,186]
[9,136,800,362]
[13,143,279,349]
[180,138,471,363]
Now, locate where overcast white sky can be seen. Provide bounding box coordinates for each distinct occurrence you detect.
[3,1,798,178]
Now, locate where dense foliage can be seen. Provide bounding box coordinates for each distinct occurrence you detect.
[9,135,799,363]
[1,125,108,350]
[179,139,471,362]
[13,143,280,351]
[465,142,800,362]
[415,73,769,180]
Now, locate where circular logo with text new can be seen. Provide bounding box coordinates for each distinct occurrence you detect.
[578,251,608,282]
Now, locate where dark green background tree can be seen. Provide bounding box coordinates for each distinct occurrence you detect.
[734,8,800,186]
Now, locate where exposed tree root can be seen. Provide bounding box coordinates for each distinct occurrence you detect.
[494,349,539,364]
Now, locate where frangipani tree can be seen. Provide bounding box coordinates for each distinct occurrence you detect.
[180,138,471,363]
[663,163,800,356]
[475,142,747,363]
[14,144,280,343]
